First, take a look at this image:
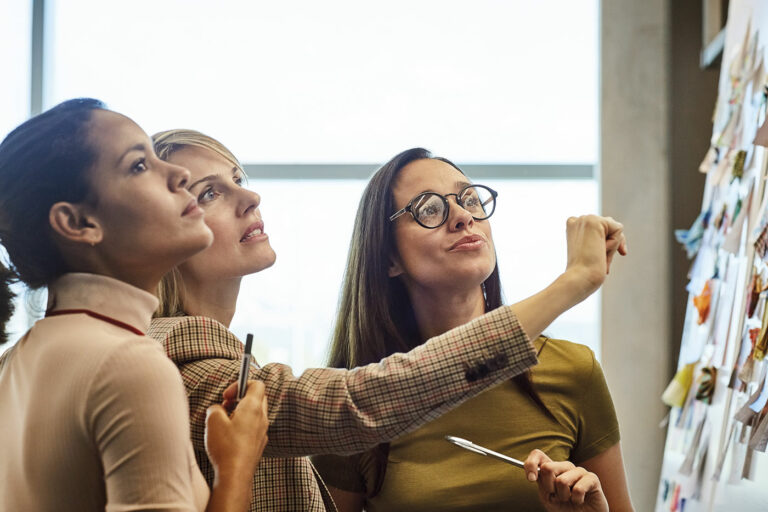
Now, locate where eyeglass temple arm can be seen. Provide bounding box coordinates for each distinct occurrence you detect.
[389,207,408,222]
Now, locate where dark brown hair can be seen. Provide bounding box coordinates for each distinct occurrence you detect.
[0,98,106,344]
[326,147,549,495]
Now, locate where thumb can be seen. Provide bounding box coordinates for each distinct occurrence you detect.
[206,404,230,432]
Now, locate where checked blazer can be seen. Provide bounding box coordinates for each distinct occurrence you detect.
[148,305,537,511]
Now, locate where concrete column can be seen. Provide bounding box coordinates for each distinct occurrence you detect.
[600,1,670,509]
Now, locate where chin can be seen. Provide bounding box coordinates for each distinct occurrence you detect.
[173,230,214,264]
[245,251,277,276]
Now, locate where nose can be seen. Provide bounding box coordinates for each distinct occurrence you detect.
[237,187,261,217]
[446,196,473,231]
[166,161,191,192]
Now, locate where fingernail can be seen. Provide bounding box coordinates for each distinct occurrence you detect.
[527,472,537,482]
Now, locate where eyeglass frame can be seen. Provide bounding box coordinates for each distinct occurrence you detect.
[388,184,499,229]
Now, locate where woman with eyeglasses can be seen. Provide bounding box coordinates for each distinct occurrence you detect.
[311,148,634,512]
[0,99,269,511]
[148,131,626,511]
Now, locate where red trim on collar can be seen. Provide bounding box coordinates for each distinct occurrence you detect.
[46,309,145,336]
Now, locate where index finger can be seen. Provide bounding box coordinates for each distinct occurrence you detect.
[222,381,239,402]
[523,449,549,482]
[601,216,624,237]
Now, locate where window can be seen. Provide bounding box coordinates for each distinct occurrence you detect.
[47,0,597,163]
[0,0,30,139]
[0,0,33,351]
[5,1,600,367]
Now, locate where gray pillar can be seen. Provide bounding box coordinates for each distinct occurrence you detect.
[600,1,670,509]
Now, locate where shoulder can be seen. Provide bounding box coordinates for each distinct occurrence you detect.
[535,337,596,375]
[149,315,242,365]
[85,334,189,427]
[531,337,599,394]
[96,335,182,388]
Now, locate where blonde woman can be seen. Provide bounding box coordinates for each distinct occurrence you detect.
[149,129,626,511]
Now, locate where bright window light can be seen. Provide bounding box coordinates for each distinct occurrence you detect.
[0,0,31,140]
[48,0,597,164]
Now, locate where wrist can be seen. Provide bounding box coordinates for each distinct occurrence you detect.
[554,268,597,308]
[208,463,253,512]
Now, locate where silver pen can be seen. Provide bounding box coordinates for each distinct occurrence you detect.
[237,333,253,402]
[445,436,525,468]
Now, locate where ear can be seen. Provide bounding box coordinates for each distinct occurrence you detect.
[388,254,404,278]
[49,202,103,246]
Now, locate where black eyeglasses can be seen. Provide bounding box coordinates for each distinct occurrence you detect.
[389,184,498,229]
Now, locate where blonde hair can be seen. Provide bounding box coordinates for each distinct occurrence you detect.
[151,129,243,317]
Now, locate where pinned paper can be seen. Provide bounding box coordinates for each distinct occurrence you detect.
[728,423,749,484]
[753,111,768,147]
[662,363,696,408]
[750,58,765,97]
[695,367,717,404]
[746,275,764,318]
[679,415,705,475]
[748,410,768,452]
[693,280,713,324]
[754,302,768,361]
[712,422,736,481]
[734,378,766,423]
[699,146,719,173]
[748,375,768,414]
[675,210,708,259]
[755,223,768,259]
[717,109,742,148]
[732,149,748,182]
[712,149,734,185]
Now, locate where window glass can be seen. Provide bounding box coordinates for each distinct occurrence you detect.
[0,0,33,354]
[48,0,597,164]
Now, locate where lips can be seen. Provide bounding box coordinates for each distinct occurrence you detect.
[182,198,200,216]
[240,221,264,242]
[449,234,485,250]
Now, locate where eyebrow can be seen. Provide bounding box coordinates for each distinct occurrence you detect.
[415,181,473,196]
[188,166,240,190]
[116,143,148,166]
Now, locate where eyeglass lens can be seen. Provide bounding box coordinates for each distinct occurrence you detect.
[413,186,494,227]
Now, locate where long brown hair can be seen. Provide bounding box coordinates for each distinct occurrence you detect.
[326,147,549,495]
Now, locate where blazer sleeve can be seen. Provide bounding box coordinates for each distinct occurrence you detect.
[177,305,537,458]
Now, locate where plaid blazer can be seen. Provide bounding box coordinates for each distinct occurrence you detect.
[148,306,536,511]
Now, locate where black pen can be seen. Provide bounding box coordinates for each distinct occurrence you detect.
[237,333,253,402]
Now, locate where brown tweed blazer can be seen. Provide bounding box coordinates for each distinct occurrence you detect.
[148,306,536,511]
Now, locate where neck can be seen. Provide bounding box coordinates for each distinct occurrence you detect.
[61,247,171,295]
[180,275,241,327]
[407,282,487,341]
[69,262,161,295]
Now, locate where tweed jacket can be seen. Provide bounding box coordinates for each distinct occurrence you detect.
[148,306,536,511]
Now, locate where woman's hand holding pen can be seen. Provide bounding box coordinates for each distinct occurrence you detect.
[524,449,608,512]
[204,380,269,511]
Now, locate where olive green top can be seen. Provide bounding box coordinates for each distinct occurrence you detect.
[312,337,620,512]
